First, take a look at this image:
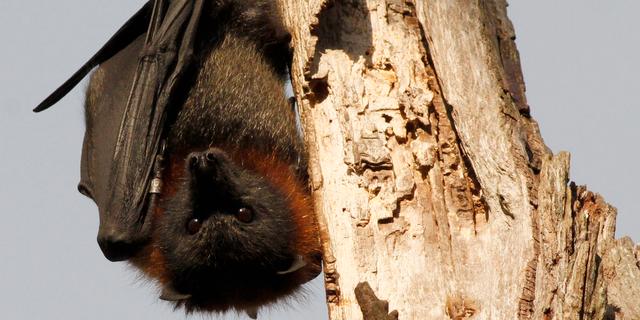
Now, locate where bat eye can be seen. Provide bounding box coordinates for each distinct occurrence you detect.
[236,207,254,223]
[187,218,202,235]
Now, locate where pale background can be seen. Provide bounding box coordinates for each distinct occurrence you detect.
[0,1,637,319]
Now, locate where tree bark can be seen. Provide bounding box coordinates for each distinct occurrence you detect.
[277,0,640,319]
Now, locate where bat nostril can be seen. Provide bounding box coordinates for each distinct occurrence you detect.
[188,154,200,169]
[205,151,216,162]
[97,233,142,262]
[187,150,222,179]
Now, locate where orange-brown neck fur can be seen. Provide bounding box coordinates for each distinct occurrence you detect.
[133,146,321,309]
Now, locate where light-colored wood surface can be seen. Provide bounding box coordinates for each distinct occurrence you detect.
[278,1,640,319]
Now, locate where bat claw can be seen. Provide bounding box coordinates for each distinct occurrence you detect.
[276,255,307,275]
[159,285,192,302]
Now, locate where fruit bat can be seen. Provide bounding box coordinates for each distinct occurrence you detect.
[35,0,322,317]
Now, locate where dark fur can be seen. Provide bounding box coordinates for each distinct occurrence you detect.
[82,0,321,315]
[159,148,302,310]
[167,33,302,165]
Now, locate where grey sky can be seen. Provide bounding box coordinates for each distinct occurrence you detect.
[0,1,637,320]
[509,1,639,243]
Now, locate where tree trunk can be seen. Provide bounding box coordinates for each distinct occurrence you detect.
[277,0,640,319]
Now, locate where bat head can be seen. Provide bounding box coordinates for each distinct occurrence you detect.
[138,147,321,312]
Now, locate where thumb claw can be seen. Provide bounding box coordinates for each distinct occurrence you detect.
[159,285,192,301]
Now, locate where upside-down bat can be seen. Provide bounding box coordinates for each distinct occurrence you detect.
[34,0,322,317]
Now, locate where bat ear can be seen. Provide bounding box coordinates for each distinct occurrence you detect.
[33,1,152,112]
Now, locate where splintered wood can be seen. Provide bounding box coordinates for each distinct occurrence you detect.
[278,0,640,319]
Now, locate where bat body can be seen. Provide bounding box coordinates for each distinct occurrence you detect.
[37,0,322,317]
[138,21,322,314]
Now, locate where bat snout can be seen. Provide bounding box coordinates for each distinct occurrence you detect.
[97,229,145,262]
[188,148,229,180]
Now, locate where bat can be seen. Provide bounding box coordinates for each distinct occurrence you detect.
[35,0,322,318]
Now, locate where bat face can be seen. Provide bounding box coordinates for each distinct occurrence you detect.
[142,147,321,311]
[161,149,300,282]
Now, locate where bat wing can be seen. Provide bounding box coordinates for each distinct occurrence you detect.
[33,1,153,113]
[104,0,205,236]
[36,0,206,244]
